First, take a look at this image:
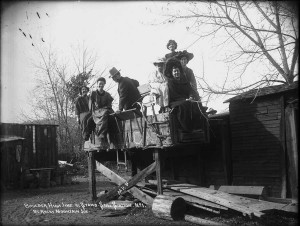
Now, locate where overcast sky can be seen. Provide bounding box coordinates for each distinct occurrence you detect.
[1,1,233,123]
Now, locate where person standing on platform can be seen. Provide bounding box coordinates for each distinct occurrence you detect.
[90,77,114,143]
[75,85,94,141]
[109,67,142,112]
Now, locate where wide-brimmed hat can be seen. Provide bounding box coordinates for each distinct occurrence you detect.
[153,57,166,66]
[163,58,184,79]
[109,67,121,78]
[176,50,194,62]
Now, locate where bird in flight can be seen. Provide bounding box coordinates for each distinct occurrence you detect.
[36,12,40,19]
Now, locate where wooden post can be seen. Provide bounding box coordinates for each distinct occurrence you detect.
[154,149,163,195]
[285,105,298,199]
[279,96,287,198]
[143,106,147,147]
[197,151,205,186]
[152,195,186,221]
[88,151,97,201]
[221,120,232,185]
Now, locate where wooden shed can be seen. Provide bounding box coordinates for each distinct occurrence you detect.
[224,82,298,198]
[0,123,59,169]
[0,136,25,189]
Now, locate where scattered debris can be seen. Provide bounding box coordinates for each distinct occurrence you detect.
[185,214,228,226]
[96,162,154,206]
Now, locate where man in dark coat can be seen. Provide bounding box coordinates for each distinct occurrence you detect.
[109,67,141,111]
[74,85,95,141]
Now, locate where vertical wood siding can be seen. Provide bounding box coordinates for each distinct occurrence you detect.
[229,97,282,197]
[0,123,58,169]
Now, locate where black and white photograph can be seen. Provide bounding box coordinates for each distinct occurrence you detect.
[1,1,298,225]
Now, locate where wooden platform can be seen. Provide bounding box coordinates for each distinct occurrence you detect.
[84,108,210,152]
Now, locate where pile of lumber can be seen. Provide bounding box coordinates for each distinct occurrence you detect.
[95,163,297,224]
[144,181,298,218]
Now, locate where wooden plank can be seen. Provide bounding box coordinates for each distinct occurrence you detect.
[97,161,156,204]
[154,149,163,195]
[169,184,297,215]
[185,214,228,226]
[279,96,287,198]
[168,184,264,217]
[88,152,97,201]
[163,189,228,210]
[285,106,298,199]
[96,162,153,206]
[216,186,267,196]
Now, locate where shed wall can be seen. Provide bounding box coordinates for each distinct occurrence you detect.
[229,96,283,197]
[0,123,58,169]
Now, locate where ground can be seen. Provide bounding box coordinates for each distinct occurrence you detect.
[1,170,298,226]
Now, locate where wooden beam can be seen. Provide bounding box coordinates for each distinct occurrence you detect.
[216,186,267,197]
[279,96,287,198]
[87,151,97,201]
[96,161,153,206]
[143,106,147,147]
[285,105,298,199]
[168,184,264,217]
[169,183,298,215]
[154,149,163,195]
[185,214,228,226]
[97,161,156,204]
[221,120,232,185]
[163,189,228,210]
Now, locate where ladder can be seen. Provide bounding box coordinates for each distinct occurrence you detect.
[116,149,128,171]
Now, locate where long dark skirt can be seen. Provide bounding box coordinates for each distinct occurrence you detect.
[171,101,206,132]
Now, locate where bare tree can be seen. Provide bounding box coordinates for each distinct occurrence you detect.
[21,42,106,159]
[156,1,298,96]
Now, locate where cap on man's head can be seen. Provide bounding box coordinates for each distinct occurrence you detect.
[109,67,121,78]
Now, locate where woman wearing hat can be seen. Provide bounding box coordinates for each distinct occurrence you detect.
[75,85,94,141]
[164,58,205,132]
[176,50,200,100]
[147,57,169,113]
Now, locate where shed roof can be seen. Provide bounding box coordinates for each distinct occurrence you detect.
[0,136,25,143]
[224,82,298,103]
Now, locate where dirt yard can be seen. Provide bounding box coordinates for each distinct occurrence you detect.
[1,171,298,226]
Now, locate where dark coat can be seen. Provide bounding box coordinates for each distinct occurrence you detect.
[75,95,89,116]
[118,77,141,111]
[165,51,179,60]
[90,90,114,111]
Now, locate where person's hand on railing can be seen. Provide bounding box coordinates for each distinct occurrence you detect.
[186,96,194,101]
